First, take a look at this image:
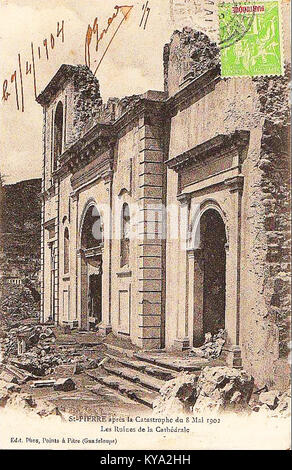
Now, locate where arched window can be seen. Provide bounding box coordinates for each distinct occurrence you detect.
[81,206,103,249]
[53,101,63,170]
[64,227,69,274]
[120,203,130,267]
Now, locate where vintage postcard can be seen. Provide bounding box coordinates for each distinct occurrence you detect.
[0,0,291,453]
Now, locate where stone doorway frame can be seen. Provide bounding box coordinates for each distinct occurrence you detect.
[188,203,228,347]
[77,200,105,331]
[181,184,243,368]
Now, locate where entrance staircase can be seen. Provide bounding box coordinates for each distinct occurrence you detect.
[86,344,211,408]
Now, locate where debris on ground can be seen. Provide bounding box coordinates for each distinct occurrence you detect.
[154,366,256,415]
[0,379,21,393]
[2,390,64,419]
[0,390,10,407]
[153,373,198,414]
[190,329,226,359]
[193,366,254,414]
[0,282,108,417]
[31,379,56,388]
[259,390,280,409]
[3,324,55,362]
[0,283,290,420]
[250,388,291,417]
[53,377,76,392]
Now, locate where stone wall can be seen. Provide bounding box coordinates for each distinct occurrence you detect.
[163,28,219,96]
[240,68,291,388]
[164,27,291,388]
[70,66,102,142]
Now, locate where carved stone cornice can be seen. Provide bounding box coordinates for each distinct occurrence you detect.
[113,98,167,135]
[165,130,250,173]
[70,149,114,192]
[54,122,116,178]
[177,193,191,205]
[37,65,78,107]
[224,175,244,194]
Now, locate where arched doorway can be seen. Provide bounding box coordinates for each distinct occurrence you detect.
[192,208,227,345]
[80,205,103,330]
[201,209,226,336]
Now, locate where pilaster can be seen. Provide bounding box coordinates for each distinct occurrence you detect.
[224,174,244,367]
[99,170,113,335]
[137,110,167,349]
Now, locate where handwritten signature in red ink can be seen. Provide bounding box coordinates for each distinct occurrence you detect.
[85,5,133,75]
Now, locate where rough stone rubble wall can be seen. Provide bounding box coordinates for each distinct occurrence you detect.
[163,28,219,95]
[256,70,291,360]
[244,69,291,387]
[70,65,103,142]
[238,67,291,389]
[67,65,143,144]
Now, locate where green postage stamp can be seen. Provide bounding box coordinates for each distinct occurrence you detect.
[219,1,283,77]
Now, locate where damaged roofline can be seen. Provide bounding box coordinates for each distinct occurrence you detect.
[36,64,95,106]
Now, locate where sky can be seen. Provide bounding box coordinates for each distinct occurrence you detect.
[0,0,175,183]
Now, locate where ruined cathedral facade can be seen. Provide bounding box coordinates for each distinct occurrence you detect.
[38,30,290,387]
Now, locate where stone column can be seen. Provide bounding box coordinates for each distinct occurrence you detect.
[172,193,191,351]
[54,179,60,325]
[40,194,45,324]
[224,175,244,367]
[69,191,79,326]
[193,248,205,346]
[78,249,88,331]
[40,108,46,324]
[98,170,113,335]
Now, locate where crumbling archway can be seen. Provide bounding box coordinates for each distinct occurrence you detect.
[79,204,103,330]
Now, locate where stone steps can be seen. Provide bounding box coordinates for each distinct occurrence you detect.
[86,370,158,408]
[133,352,207,372]
[104,353,176,381]
[87,346,209,409]
[102,362,164,392]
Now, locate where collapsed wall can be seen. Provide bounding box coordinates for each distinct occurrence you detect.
[66,65,144,143]
[163,28,219,95]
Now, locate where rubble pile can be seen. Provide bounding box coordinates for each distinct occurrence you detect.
[251,389,291,418]
[0,323,106,417]
[1,323,104,378]
[153,373,198,414]
[0,284,40,328]
[2,324,55,364]
[0,383,64,419]
[154,365,291,418]
[193,366,254,413]
[190,329,226,359]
